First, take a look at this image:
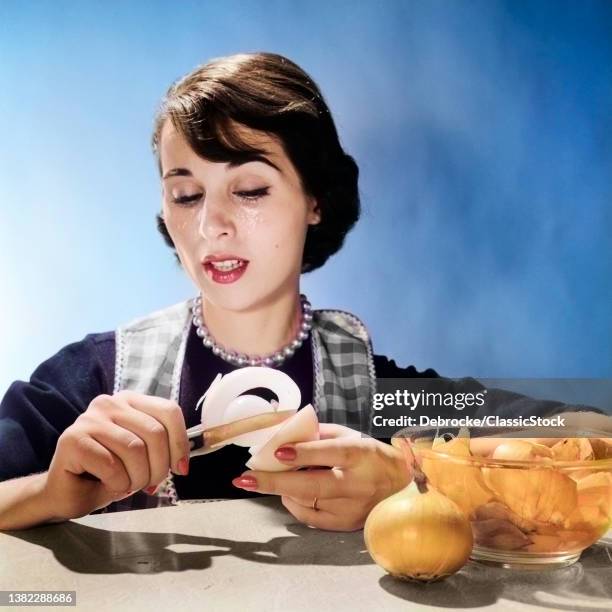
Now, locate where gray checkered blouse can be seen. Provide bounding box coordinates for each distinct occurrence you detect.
[101,299,377,512]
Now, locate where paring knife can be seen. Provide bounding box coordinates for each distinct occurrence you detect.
[187,409,294,456]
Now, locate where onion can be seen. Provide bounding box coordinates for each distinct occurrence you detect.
[364,439,473,582]
[192,367,319,470]
[246,404,319,471]
[198,367,301,433]
[491,440,553,462]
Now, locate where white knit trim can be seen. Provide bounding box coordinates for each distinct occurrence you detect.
[170,314,192,404]
[113,327,126,395]
[163,307,192,506]
[310,327,323,417]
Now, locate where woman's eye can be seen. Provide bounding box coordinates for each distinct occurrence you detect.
[172,193,202,206]
[170,187,269,206]
[234,187,269,202]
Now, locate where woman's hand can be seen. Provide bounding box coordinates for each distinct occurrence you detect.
[43,391,190,522]
[232,423,411,531]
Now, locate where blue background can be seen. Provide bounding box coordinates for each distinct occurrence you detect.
[1,0,611,394]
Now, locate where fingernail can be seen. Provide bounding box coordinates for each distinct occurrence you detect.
[177,456,189,476]
[275,446,296,461]
[232,476,258,490]
[144,485,158,495]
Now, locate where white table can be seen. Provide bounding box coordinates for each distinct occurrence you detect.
[1,497,611,611]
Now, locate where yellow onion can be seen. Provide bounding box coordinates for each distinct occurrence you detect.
[365,439,473,582]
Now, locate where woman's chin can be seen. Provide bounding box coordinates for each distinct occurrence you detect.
[199,286,265,314]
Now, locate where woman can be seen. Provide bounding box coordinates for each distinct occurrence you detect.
[0,52,421,531]
[1,52,607,532]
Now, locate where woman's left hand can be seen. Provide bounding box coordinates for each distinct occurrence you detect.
[231,423,410,531]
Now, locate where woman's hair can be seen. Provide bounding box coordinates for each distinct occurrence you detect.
[152,52,360,273]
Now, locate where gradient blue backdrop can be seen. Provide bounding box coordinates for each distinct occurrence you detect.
[1,0,611,394]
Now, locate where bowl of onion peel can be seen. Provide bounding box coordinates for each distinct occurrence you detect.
[395,427,612,570]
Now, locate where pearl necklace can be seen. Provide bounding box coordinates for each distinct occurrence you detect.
[190,294,313,368]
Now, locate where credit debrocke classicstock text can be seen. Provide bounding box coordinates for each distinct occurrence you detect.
[370,388,567,429]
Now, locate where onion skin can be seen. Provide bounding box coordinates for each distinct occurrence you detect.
[482,465,577,524]
[364,480,473,582]
[590,438,612,460]
[551,438,594,461]
[422,436,494,516]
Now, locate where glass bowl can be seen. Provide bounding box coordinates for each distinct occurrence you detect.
[397,426,612,570]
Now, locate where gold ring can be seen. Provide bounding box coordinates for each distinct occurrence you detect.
[312,496,319,511]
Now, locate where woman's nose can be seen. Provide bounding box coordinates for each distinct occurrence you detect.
[198,196,235,240]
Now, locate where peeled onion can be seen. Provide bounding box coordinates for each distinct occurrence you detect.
[491,440,553,462]
[246,404,319,471]
[198,367,301,432]
[191,367,319,470]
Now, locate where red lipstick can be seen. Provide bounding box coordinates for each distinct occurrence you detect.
[202,254,249,284]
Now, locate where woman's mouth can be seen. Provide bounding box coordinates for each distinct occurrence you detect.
[202,259,249,284]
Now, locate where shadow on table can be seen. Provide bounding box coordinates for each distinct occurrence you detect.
[3,520,371,575]
[379,542,612,611]
[5,495,611,610]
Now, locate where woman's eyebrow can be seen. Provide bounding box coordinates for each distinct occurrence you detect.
[162,155,281,181]
[163,167,192,180]
[227,154,282,173]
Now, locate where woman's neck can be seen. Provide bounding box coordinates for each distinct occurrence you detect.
[200,291,303,357]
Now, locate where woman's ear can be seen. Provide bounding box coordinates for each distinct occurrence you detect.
[308,198,321,225]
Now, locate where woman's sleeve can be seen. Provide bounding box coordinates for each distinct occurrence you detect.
[373,354,440,379]
[0,333,114,481]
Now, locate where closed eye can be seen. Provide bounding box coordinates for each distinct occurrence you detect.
[171,188,269,206]
[234,187,269,202]
[172,193,202,205]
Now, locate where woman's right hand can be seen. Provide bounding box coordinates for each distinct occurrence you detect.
[42,390,190,521]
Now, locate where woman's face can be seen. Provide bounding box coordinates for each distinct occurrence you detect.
[159,120,320,312]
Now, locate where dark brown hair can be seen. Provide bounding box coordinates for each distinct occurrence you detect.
[152,52,360,273]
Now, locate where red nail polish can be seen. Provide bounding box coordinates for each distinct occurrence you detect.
[177,456,189,476]
[275,446,296,461]
[232,476,258,490]
[144,485,157,495]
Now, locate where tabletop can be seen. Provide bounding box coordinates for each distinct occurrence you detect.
[1,497,611,612]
